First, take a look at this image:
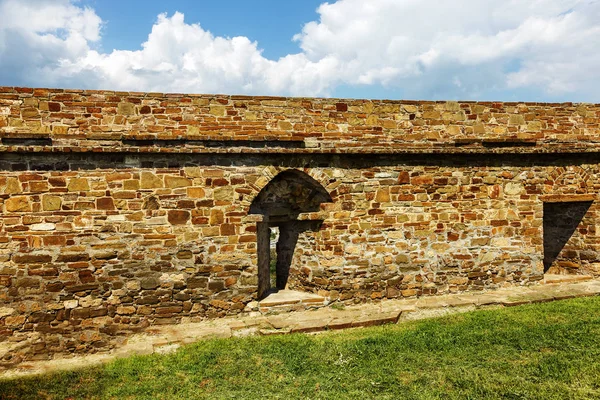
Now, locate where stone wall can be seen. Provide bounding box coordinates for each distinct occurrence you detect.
[1,87,600,366]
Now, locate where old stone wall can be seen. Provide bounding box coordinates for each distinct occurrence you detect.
[1,87,600,366]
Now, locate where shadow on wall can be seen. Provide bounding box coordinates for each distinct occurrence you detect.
[543,201,593,273]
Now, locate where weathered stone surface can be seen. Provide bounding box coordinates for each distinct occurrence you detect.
[141,172,163,189]
[4,177,22,194]
[1,86,600,369]
[168,210,190,225]
[165,176,191,188]
[5,196,31,212]
[13,253,52,263]
[117,102,135,116]
[68,178,89,192]
[42,195,62,211]
[96,197,115,210]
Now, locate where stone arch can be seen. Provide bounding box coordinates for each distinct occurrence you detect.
[249,169,333,299]
[249,169,332,219]
[240,167,334,211]
[545,166,591,195]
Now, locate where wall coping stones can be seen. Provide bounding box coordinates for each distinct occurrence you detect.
[2,86,600,155]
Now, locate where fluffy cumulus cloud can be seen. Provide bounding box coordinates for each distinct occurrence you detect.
[0,0,599,100]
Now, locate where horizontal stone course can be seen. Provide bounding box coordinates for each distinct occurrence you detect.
[0,87,599,154]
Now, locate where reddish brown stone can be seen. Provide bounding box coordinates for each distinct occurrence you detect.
[12,253,52,263]
[96,197,115,210]
[168,210,190,225]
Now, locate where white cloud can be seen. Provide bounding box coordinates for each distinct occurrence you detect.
[0,0,599,100]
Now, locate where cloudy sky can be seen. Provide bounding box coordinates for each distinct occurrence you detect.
[0,0,599,101]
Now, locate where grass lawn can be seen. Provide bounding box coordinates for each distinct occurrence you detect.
[2,296,600,399]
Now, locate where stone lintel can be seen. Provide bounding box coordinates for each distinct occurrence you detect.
[540,194,595,203]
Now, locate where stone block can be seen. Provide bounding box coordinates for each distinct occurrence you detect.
[30,223,56,231]
[96,197,115,210]
[168,210,190,225]
[4,177,22,194]
[123,179,140,190]
[209,209,224,225]
[209,105,226,116]
[5,196,31,212]
[42,195,62,211]
[68,178,90,192]
[140,172,164,189]
[140,277,160,290]
[117,102,136,115]
[13,253,52,263]
[165,176,192,188]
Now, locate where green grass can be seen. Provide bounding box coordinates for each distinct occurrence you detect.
[2,297,600,399]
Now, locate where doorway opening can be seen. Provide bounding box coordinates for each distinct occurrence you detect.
[250,170,332,299]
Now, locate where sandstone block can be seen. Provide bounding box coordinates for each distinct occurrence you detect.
[5,315,26,327]
[168,210,190,225]
[4,177,22,194]
[375,188,390,203]
[187,187,206,198]
[213,187,233,201]
[165,176,192,188]
[411,175,433,185]
[209,105,226,116]
[30,223,55,231]
[68,178,90,192]
[5,196,31,212]
[0,276,12,287]
[64,300,78,309]
[117,306,136,315]
[187,277,208,289]
[504,182,524,196]
[278,121,293,131]
[140,172,164,189]
[140,277,160,290]
[96,197,115,210]
[117,102,136,115]
[209,209,224,225]
[184,167,203,178]
[13,253,52,263]
[123,179,140,190]
[509,114,525,125]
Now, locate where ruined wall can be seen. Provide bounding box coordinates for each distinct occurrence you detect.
[1,87,600,366]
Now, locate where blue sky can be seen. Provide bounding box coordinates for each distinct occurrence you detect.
[1,0,599,102]
[82,0,324,59]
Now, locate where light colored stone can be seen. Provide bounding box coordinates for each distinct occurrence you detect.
[68,178,90,192]
[165,176,191,188]
[140,172,164,189]
[64,300,78,309]
[117,102,135,115]
[42,195,62,211]
[4,177,22,194]
[30,223,56,231]
[504,182,524,195]
[0,307,15,317]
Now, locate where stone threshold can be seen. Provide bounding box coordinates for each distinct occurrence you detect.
[2,278,600,380]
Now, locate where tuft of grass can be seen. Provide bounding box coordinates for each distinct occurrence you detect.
[2,296,600,399]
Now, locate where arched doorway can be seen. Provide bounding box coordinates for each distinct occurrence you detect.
[249,170,332,299]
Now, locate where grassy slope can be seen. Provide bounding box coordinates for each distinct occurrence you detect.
[2,296,600,400]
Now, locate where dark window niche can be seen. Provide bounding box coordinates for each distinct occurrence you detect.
[543,200,593,273]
